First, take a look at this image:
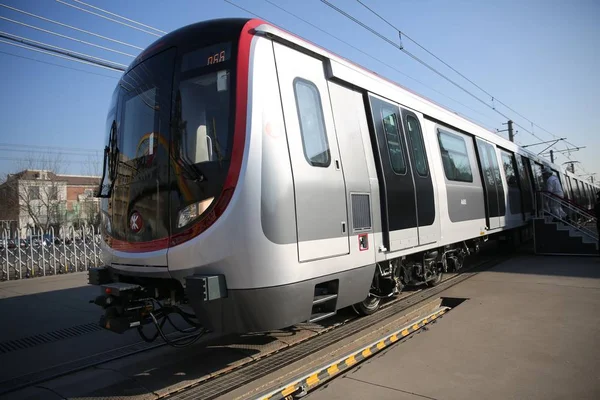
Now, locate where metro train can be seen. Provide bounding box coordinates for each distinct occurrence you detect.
[90,18,598,339]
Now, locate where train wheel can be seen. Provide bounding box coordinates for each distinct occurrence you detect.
[351,295,381,316]
[426,269,443,287]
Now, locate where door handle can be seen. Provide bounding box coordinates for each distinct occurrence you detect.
[335,159,340,170]
[341,221,346,234]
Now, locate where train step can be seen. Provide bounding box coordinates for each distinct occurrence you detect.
[309,281,339,323]
[308,311,337,323]
[312,294,338,305]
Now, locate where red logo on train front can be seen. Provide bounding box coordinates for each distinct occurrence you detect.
[129,211,143,233]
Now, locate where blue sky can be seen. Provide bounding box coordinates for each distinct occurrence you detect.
[0,0,598,181]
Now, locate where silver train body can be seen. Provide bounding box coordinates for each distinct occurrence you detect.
[91,18,598,336]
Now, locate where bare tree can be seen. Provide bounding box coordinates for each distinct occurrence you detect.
[80,198,101,229]
[0,154,70,232]
[82,152,103,178]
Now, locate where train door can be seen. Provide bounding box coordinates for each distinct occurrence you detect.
[515,155,534,215]
[475,138,506,229]
[531,162,544,191]
[366,95,418,252]
[273,43,350,262]
[400,109,438,245]
[500,150,523,218]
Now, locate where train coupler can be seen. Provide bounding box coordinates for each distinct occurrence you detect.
[92,282,155,334]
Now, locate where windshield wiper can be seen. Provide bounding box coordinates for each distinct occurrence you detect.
[95,121,119,198]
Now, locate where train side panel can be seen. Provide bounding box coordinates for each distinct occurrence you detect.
[422,120,488,245]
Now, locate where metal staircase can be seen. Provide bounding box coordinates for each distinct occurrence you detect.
[533,191,598,256]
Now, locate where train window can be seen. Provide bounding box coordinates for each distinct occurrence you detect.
[500,151,518,188]
[178,70,231,164]
[477,142,496,187]
[574,180,582,204]
[405,115,428,176]
[566,176,574,199]
[293,79,331,168]
[122,87,158,161]
[561,174,570,200]
[516,155,534,212]
[380,107,407,174]
[437,130,473,182]
[531,163,544,191]
[488,147,503,188]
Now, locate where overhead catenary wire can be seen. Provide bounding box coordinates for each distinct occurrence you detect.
[224,0,502,131]
[355,0,533,123]
[0,148,102,158]
[0,143,101,152]
[0,4,144,50]
[0,49,119,80]
[0,16,136,58]
[254,0,580,167]
[318,1,519,128]
[55,0,161,37]
[353,0,580,154]
[0,2,585,172]
[0,38,124,72]
[0,31,127,69]
[69,0,166,34]
[260,0,502,131]
[0,156,100,165]
[319,0,571,160]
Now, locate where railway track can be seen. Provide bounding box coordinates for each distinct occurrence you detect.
[0,248,510,399]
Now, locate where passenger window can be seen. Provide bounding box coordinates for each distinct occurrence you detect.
[405,115,428,176]
[531,163,544,191]
[437,130,473,182]
[501,151,518,187]
[517,155,534,212]
[477,143,496,187]
[381,108,407,174]
[293,79,331,167]
[486,145,502,185]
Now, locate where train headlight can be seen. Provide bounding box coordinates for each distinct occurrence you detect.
[177,197,214,228]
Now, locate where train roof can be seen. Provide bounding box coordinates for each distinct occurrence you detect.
[251,21,596,187]
[122,17,596,189]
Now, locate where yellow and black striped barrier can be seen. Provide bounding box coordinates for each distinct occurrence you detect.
[256,307,450,400]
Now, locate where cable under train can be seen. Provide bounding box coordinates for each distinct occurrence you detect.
[90,18,598,341]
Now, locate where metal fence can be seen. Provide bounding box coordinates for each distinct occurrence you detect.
[0,226,104,281]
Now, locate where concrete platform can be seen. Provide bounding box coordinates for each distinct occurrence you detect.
[306,255,600,400]
[0,272,147,385]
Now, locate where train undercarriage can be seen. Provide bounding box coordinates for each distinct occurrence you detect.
[88,268,208,347]
[89,238,486,347]
[352,239,484,315]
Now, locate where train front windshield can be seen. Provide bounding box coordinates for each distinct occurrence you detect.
[100,42,236,247]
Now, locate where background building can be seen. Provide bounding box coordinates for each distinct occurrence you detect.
[0,170,100,237]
